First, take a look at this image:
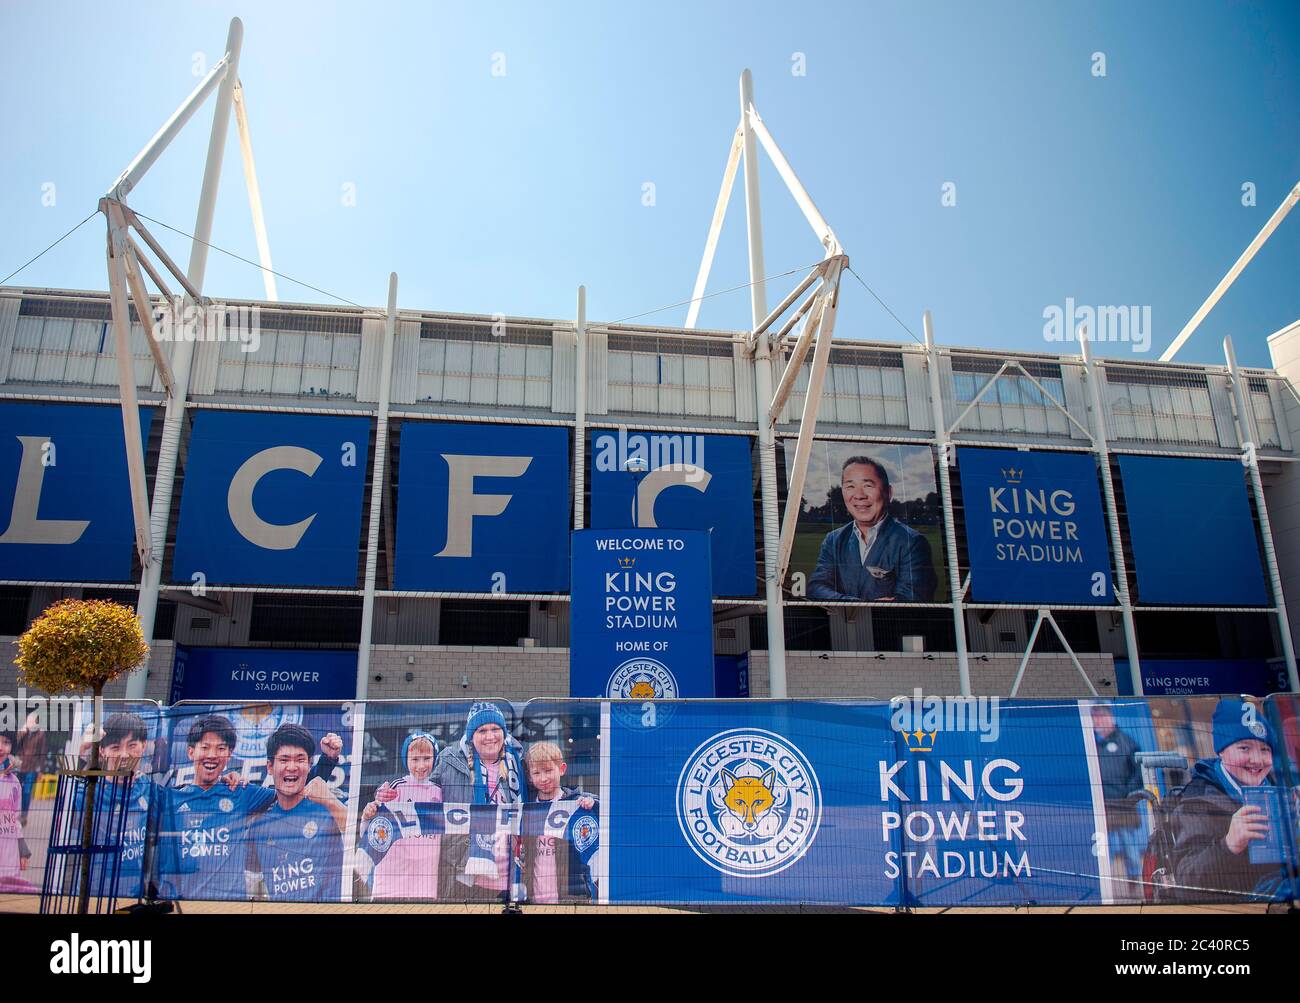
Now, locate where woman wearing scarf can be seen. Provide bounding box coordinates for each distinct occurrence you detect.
[430,702,525,901]
[1169,698,1291,901]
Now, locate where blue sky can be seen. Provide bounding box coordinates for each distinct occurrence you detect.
[1,0,1297,366]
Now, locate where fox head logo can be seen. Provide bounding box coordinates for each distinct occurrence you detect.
[716,767,780,834]
[679,729,822,878]
[628,678,658,700]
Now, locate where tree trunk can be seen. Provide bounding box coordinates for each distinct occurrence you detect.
[76,683,103,915]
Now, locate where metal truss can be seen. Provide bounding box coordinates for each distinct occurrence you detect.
[682,70,848,697]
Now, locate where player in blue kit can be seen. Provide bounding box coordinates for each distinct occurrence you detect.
[90,712,157,900]
[246,724,345,902]
[156,715,346,902]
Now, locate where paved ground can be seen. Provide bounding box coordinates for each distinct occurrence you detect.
[0,893,1277,915]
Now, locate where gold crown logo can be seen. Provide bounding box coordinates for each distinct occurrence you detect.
[902,729,938,753]
[1001,467,1023,484]
[617,556,636,569]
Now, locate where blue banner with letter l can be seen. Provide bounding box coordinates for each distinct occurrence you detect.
[395,421,570,592]
[0,402,154,581]
[1117,455,1268,606]
[172,410,371,587]
[570,528,714,698]
[958,446,1113,604]
[589,429,756,596]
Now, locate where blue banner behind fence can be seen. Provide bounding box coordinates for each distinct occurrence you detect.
[171,410,371,586]
[395,421,571,592]
[15,695,1300,907]
[1118,455,1269,606]
[0,402,154,581]
[169,646,359,703]
[958,446,1113,604]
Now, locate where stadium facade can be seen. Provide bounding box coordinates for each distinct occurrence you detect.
[0,281,1297,703]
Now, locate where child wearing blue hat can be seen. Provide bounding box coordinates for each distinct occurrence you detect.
[361,731,442,900]
[1168,698,1286,901]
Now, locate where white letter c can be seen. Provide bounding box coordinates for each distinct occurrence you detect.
[227,445,322,550]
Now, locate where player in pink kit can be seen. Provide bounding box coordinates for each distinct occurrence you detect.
[360,732,442,900]
[0,732,34,889]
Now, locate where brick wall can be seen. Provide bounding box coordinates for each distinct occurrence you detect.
[0,638,1116,703]
[745,651,1118,698]
[363,645,569,701]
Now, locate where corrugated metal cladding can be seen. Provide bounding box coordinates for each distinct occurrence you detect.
[0,287,1291,459]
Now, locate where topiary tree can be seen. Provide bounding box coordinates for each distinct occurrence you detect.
[14,598,149,912]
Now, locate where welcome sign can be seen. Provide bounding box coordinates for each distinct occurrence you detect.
[958,447,1113,604]
[569,528,714,698]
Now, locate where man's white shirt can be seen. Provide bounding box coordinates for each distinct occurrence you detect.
[854,518,886,564]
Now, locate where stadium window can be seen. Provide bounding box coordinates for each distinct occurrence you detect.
[154,598,177,641]
[0,586,32,635]
[1134,612,1221,659]
[747,608,831,651]
[871,607,956,653]
[1135,610,1282,660]
[78,590,175,640]
[248,595,362,647]
[1029,611,1102,653]
[440,600,530,647]
[1216,611,1280,660]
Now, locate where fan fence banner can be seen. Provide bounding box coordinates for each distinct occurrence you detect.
[4,694,1298,906]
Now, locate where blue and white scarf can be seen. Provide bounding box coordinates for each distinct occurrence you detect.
[463,731,525,878]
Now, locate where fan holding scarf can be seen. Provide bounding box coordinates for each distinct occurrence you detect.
[430,701,526,900]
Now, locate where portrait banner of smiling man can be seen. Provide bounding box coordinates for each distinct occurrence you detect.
[782,441,946,603]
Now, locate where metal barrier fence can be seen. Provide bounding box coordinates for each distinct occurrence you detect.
[4,694,1297,908]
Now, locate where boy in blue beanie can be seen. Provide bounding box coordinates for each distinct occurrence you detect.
[1168,698,1286,901]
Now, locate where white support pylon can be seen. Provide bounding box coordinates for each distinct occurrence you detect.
[124,17,245,699]
[233,80,278,301]
[1160,179,1300,362]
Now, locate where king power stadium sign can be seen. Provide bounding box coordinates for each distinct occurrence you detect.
[569,528,715,699]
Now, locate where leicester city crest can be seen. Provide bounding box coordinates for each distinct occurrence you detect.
[606,657,678,700]
[572,814,598,853]
[366,814,396,853]
[676,728,821,879]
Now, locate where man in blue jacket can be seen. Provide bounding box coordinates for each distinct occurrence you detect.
[808,456,937,602]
